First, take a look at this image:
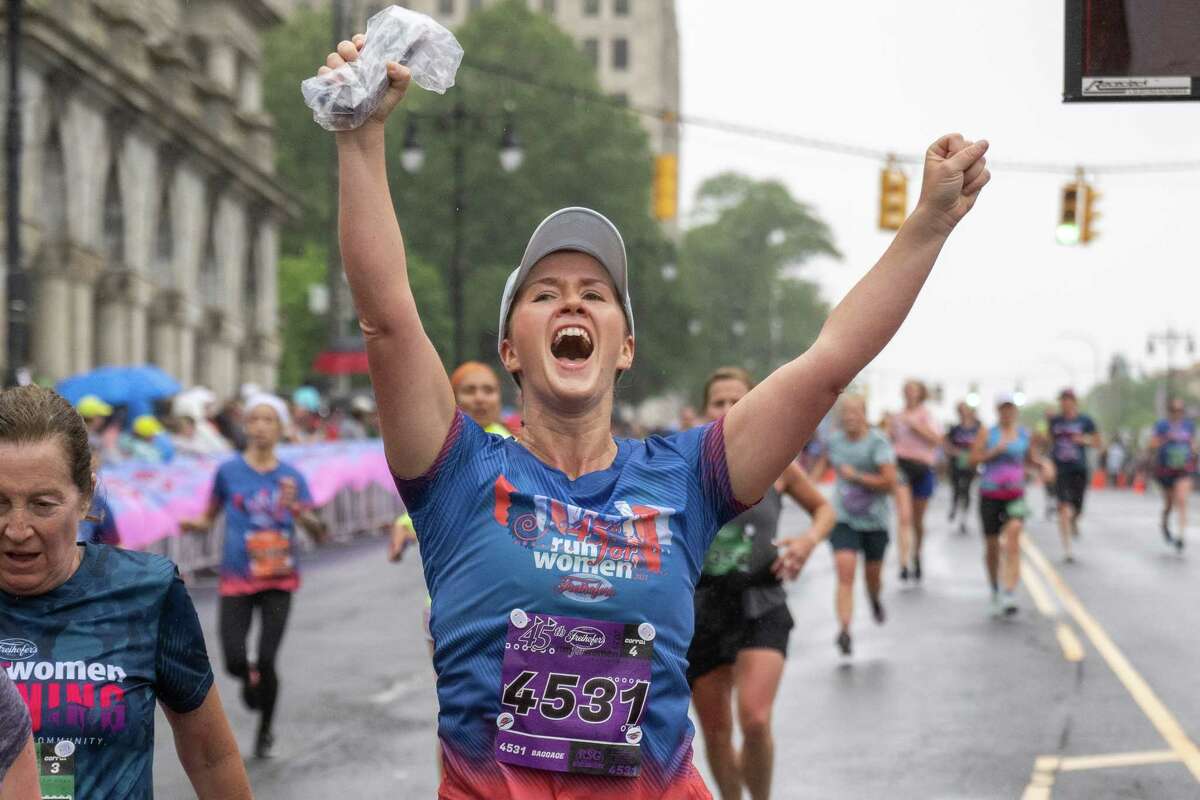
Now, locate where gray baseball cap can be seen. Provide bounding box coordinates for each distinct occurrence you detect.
[497,207,635,354]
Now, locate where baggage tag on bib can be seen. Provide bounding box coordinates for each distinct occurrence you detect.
[37,740,76,799]
[495,609,653,777]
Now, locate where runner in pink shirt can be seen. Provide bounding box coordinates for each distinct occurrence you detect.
[887,381,942,582]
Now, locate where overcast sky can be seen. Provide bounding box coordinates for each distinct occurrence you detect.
[675,0,1200,422]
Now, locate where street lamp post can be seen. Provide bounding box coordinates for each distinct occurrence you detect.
[1146,328,1196,410]
[5,0,30,387]
[401,104,523,365]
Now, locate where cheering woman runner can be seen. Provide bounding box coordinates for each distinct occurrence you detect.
[324,37,989,799]
[689,367,835,800]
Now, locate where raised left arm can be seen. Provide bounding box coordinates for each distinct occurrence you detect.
[723,134,990,504]
[164,686,252,800]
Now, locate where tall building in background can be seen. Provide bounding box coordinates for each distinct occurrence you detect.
[1,0,293,398]
[281,0,681,213]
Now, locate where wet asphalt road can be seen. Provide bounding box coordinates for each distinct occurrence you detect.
[153,487,1200,799]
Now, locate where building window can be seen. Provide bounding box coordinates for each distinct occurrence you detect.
[438,0,455,15]
[583,0,599,16]
[541,0,556,14]
[612,37,628,70]
[582,38,599,67]
[614,0,629,15]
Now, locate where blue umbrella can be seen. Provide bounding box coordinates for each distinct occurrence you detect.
[57,365,182,419]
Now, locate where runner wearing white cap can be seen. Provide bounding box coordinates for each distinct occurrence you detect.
[323,34,989,798]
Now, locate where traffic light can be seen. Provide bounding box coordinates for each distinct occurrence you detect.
[652,154,678,222]
[1056,183,1080,245]
[1081,184,1100,244]
[878,163,907,231]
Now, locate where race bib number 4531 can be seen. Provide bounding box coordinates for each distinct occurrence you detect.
[495,610,653,777]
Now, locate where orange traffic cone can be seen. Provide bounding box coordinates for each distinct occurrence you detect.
[1133,474,1146,494]
[1092,471,1107,490]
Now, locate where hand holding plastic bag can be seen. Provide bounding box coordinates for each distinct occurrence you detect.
[301,5,463,131]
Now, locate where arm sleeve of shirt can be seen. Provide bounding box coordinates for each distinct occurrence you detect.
[0,671,31,783]
[1154,420,1169,437]
[1084,417,1098,435]
[211,463,229,507]
[155,571,215,714]
[391,410,487,552]
[874,435,897,466]
[696,417,748,527]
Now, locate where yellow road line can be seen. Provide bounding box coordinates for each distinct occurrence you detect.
[1057,750,1181,772]
[1021,558,1059,618]
[1022,537,1200,783]
[1055,622,1085,662]
[1021,756,1059,800]
[1022,750,1183,797]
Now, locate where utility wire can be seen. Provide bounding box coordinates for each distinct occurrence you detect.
[463,60,1200,177]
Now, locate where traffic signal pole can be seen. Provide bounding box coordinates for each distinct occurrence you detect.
[5,0,30,387]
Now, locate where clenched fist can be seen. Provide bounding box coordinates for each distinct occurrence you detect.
[917,134,991,234]
[317,33,412,127]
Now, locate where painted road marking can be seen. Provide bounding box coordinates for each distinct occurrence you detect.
[1055,622,1085,663]
[1022,750,1183,797]
[1021,558,1058,618]
[1022,537,1200,783]
[1057,749,1181,771]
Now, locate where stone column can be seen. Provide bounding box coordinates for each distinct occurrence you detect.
[93,270,131,365]
[31,245,73,381]
[66,245,104,374]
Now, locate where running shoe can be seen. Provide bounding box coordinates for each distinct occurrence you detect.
[1162,514,1176,546]
[871,597,886,624]
[255,730,275,759]
[990,591,1003,617]
[1002,591,1018,617]
[958,521,968,535]
[1176,537,1186,554]
[241,667,261,711]
[1063,553,1076,564]
[899,565,910,583]
[836,630,852,656]
[912,555,922,582]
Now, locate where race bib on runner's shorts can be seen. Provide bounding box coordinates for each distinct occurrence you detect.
[495,610,653,777]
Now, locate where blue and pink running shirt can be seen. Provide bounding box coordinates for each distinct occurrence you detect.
[1155,418,1196,475]
[1,544,213,799]
[396,411,744,798]
[210,456,314,597]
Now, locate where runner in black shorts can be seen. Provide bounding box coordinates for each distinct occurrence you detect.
[813,395,898,656]
[970,394,1043,616]
[689,368,835,800]
[1045,389,1099,562]
[945,401,981,534]
[1150,398,1195,553]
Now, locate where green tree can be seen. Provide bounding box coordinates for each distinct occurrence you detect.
[388,0,674,398]
[678,173,839,395]
[263,2,673,400]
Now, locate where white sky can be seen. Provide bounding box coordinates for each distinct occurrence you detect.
[675,0,1200,422]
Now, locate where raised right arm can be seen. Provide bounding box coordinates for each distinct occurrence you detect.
[327,39,456,478]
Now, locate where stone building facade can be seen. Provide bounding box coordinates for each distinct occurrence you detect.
[0,0,294,398]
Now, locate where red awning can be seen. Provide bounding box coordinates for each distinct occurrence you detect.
[312,349,370,375]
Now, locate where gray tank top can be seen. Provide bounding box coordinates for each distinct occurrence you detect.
[699,486,787,618]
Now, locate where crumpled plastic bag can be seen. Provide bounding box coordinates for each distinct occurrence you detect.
[300,5,464,132]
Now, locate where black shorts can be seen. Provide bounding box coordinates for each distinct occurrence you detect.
[1158,471,1190,491]
[980,496,1027,536]
[829,522,889,562]
[898,458,936,499]
[687,594,793,684]
[1055,469,1089,512]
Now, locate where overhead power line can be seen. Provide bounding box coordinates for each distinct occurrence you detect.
[462,60,1200,177]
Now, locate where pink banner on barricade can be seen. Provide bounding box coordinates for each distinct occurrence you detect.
[99,441,396,550]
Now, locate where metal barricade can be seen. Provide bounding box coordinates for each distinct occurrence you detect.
[145,483,405,580]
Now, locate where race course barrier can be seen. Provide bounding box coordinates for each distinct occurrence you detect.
[99,441,404,577]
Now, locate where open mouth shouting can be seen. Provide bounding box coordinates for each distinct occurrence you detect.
[551,325,595,369]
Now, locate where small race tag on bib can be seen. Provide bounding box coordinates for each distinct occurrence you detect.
[495,610,653,777]
[37,740,75,799]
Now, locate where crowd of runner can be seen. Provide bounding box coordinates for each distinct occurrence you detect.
[0,36,1193,800]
